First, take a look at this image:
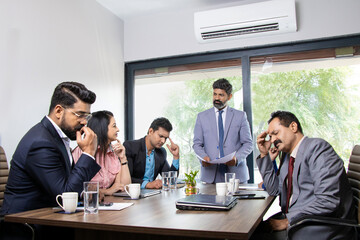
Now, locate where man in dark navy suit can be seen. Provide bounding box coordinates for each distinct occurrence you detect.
[124,118,180,189]
[0,82,101,239]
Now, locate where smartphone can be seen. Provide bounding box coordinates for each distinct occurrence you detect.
[233,193,256,197]
[235,194,265,199]
[100,201,113,206]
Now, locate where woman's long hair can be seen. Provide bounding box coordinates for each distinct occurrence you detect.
[87,110,114,157]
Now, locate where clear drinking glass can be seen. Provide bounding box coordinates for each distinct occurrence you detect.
[225,173,236,195]
[169,171,177,190]
[83,181,99,214]
[161,172,170,191]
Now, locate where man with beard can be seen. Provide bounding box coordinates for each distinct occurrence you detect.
[124,117,180,189]
[0,82,101,239]
[253,111,356,239]
[193,78,253,183]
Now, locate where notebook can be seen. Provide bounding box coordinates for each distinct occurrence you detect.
[113,189,161,198]
[175,194,237,211]
[233,192,266,199]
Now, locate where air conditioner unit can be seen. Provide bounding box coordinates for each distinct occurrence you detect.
[194,0,297,43]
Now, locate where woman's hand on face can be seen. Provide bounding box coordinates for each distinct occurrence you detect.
[112,139,126,159]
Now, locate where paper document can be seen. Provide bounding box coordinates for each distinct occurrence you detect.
[81,202,133,211]
[196,151,236,164]
[54,202,134,211]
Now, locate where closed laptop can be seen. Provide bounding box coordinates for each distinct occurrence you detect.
[175,194,237,211]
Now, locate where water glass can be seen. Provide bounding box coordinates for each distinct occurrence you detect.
[234,179,240,193]
[225,173,236,195]
[162,172,170,191]
[83,181,99,214]
[169,171,177,190]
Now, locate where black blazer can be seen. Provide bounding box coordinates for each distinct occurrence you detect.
[123,137,178,184]
[1,117,100,215]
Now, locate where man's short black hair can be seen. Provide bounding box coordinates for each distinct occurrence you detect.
[49,82,96,113]
[268,111,303,134]
[149,117,173,133]
[212,78,233,96]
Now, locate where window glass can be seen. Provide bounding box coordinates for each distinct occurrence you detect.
[134,61,242,177]
[251,49,360,182]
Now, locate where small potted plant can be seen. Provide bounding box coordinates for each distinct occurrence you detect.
[184,170,199,195]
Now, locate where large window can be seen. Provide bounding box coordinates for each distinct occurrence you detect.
[251,48,360,182]
[125,36,360,182]
[133,60,242,177]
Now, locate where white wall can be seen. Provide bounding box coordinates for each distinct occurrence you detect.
[124,0,360,62]
[0,0,125,163]
[2,0,360,163]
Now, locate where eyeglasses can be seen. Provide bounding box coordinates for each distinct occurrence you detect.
[68,110,92,121]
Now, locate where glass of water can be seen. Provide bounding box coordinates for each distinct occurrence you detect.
[169,171,177,190]
[161,172,170,191]
[225,173,236,195]
[83,181,99,214]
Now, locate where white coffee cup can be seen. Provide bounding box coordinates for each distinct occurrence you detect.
[216,182,227,196]
[56,192,78,213]
[124,183,141,199]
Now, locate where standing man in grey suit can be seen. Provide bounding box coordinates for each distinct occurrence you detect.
[254,111,356,239]
[193,78,253,183]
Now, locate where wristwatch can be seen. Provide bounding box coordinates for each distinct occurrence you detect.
[121,161,128,165]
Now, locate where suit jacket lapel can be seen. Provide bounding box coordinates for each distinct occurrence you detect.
[224,108,234,142]
[41,117,72,174]
[140,137,147,175]
[290,137,308,207]
[154,150,161,177]
[207,109,218,141]
[280,154,290,213]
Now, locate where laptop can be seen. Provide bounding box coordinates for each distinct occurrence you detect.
[113,189,161,198]
[175,194,237,211]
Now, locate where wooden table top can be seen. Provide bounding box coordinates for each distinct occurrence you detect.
[5,184,274,240]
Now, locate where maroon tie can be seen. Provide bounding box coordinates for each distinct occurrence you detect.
[285,156,295,213]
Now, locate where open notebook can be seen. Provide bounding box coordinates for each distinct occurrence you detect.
[113,189,161,198]
[176,194,237,211]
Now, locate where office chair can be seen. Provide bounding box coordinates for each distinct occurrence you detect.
[0,146,35,240]
[287,144,360,239]
[0,146,9,215]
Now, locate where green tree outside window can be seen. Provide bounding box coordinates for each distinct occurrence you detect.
[163,67,360,175]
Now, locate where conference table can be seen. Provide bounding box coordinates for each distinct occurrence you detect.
[5,183,275,240]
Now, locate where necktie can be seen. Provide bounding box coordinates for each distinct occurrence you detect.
[216,110,227,182]
[218,110,224,158]
[285,156,295,213]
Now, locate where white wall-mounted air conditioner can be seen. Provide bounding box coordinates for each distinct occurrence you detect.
[194,0,297,43]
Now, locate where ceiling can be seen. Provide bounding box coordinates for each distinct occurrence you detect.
[96,0,251,20]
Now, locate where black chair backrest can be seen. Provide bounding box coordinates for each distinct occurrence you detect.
[0,146,9,208]
[347,145,360,222]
